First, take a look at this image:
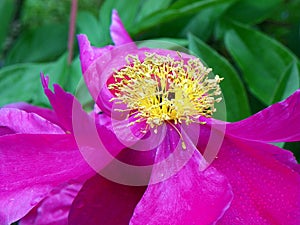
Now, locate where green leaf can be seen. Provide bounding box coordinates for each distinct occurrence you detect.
[287,23,300,58]
[5,23,68,65]
[137,38,189,50]
[224,22,299,105]
[188,33,250,121]
[136,0,173,21]
[0,54,71,107]
[272,142,285,148]
[181,1,233,41]
[130,0,235,35]
[0,64,49,106]
[224,0,282,24]
[64,57,83,93]
[98,0,141,44]
[0,0,15,53]
[73,77,94,111]
[76,11,101,46]
[272,60,300,103]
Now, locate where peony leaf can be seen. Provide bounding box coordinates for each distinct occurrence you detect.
[0,54,81,107]
[0,0,15,53]
[130,0,235,34]
[5,24,68,65]
[224,0,282,24]
[76,11,102,47]
[136,0,173,21]
[225,22,300,105]
[181,1,232,41]
[272,61,300,103]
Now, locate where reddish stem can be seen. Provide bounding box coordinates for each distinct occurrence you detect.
[67,0,78,65]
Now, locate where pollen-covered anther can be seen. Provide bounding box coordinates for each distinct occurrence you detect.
[108,52,223,129]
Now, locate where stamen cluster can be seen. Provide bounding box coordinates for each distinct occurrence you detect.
[109,52,223,129]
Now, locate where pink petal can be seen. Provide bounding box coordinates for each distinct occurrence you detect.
[0,134,92,224]
[68,174,146,225]
[41,74,132,174]
[73,110,153,185]
[213,137,300,224]
[79,41,137,114]
[0,108,64,134]
[227,90,300,142]
[41,74,130,175]
[258,141,300,174]
[60,93,147,177]
[110,10,133,46]
[41,74,76,133]
[72,108,126,173]
[77,34,114,73]
[130,125,233,225]
[20,182,83,225]
[4,102,58,125]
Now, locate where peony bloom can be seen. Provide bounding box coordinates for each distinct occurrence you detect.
[1,9,300,225]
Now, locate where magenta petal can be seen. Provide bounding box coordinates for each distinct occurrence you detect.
[41,74,77,132]
[130,128,233,225]
[110,10,133,46]
[227,90,300,142]
[0,108,63,134]
[4,102,58,125]
[77,34,114,73]
[0,134,92,224]
[214,138,300,224]
[72,104,126,173]
[68,174,146,225]
[81,43,137,114]
[20,182,83,225]
[258,141,300,173]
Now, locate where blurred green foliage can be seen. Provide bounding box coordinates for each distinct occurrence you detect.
[0,0,299,159]
[21,0,103,28]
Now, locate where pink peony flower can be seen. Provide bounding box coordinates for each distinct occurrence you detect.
[1,9,299,225]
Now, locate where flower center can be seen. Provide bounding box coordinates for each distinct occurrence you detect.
[109,52,222,129]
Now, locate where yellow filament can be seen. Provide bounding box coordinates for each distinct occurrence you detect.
[109,52,223,131]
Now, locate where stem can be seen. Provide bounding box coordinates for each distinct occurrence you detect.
[67,0,78,65]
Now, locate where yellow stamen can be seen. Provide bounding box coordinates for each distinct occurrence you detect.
[109,52,223,132]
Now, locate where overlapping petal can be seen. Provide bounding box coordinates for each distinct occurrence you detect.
[77,34,114,74]
[0,134,92,224]
[43,74,147,175]
[68,174,146,225]
[19,182,83,225]
[41,75,75,132]
[72,108,127,172]
[78,41,137,114]
[130,126,233,225]
[4,102,58,125]
[0,108,63,134]
[227,90,300,142]
[213,137,300,225]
